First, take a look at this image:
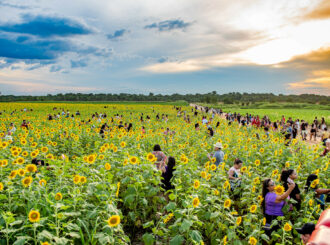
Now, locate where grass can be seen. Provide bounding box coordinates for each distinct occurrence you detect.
[198,102,330,124]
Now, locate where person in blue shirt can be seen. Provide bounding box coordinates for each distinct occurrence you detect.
[207,142,224,167]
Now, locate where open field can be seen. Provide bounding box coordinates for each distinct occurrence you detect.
[199,103,330,124]
[0,103,329,245]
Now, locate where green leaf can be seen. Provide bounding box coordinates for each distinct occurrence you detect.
[38,230,54,240]
[168,193,176,200]
[124,194,135,205]
[169,235,184,245]
[189,230,202,242]
[13,236,32,245]
[179,219,192,233]
[142,233,155,245]
[0,194,8,200]
[66,223,80,231]
[143,221,154,229]
[67,232,80,238]
[166,202,176,211]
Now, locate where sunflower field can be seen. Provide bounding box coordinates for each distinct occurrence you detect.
[0,103,329,245]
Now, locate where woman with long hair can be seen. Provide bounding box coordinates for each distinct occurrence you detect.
[280,169,301,210]
[262,178,295,232]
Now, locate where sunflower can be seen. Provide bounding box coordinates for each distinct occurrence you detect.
[210,164,217,171]
[223,236,227,245]
[73,175,80,184]
[87,155,96,164]
[129,156,138,165]
[22,176,33,187]
[250,204,257,213]
[107,215,120,227]
[113,146,118,152]
[80,176,87,184]
[105,163,111,170]
[272,169,279,176]
[12,151,19,157]
[31,151,37,157]
[18,168,25,176]
[224,199,231,209]
[9,170,18,179]
[249,237,257,245]
[192,197,200,208]
[0,182,4,191]
[310,179,319,188]
[120,141,126,148]
[28,210,40,223]
[253,177,260,185]
[22,151,28,157]
[55,192,62,201]
[236,216,242,226]
[116,182,120,197]
[26,164,37,173]
[309,199,313,206]
[241,166,247,173]
[223,180,229,189]
[39,179,47,186]
[254,159,260,166]
[41,147,48,153]
[283,222,292,232]
[259,148,264,153]
[211,157,216,163]
[274,185,284,195]
[214,189,219,195]
[147,153,156,162]
[193,180,200,189]
[1,160,8,167]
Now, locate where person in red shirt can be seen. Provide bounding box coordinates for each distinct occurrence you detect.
[21,120,28,129]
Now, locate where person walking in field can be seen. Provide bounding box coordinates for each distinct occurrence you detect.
[207,142,224,167]
[310,123,317,141]
[152,144,168,173]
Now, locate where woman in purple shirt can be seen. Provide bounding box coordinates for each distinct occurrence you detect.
[262,179,295,227]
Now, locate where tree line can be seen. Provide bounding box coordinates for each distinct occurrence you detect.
[0,92,329,104]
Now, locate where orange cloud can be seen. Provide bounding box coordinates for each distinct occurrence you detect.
[279,46,330,70]
[287,69,330,95]
[304,0,330,20]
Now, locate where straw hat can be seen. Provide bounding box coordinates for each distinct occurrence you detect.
[214,142,223,149]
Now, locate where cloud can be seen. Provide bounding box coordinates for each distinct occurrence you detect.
[278,47,330,70]
[71,59,88,68]
[0,36,73,60]
[0,15,92,37]
[287,70,330,95]
[303,0,330,20]
[144,19,191,31]
[0,1,31,9]
[107,29,127,40]
[140,54,247,73]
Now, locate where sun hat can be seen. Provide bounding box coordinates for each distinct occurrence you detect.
[296,223,315,235]
[214,142,223,149]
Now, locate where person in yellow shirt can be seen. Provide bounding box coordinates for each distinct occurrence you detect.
[321,127,329,145]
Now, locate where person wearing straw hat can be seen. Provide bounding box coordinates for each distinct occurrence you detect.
[207,142,224,167]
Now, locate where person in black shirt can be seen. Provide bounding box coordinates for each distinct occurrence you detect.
[161,157,176,191]
[281,169,301,210]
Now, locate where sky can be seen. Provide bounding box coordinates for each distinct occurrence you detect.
[0,0,329,96]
